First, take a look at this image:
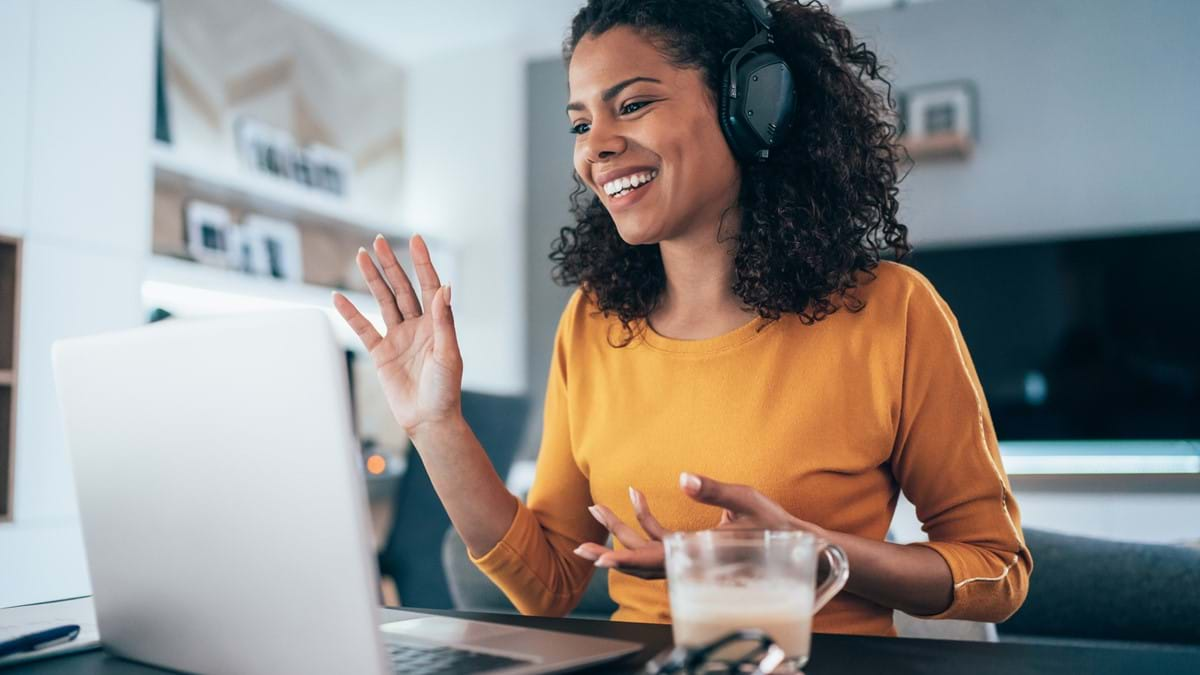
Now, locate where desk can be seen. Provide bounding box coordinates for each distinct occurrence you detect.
[8,606,1200,674]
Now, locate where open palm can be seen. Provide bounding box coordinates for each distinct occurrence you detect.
[331,234,462,435]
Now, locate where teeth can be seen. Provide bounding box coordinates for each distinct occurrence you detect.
[602,170,658,196]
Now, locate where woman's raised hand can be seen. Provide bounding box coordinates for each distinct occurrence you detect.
[332,234,463,435]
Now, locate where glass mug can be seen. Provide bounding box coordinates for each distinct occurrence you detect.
[663,529,849,672]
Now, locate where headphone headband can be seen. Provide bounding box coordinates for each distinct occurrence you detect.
[740,0,774,30]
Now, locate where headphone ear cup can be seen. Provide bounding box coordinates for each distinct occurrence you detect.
[718,65,742,160]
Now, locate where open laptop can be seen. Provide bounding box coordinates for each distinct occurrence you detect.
[51,310,640,675]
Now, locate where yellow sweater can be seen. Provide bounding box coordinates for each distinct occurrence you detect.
[471,261,1031,635]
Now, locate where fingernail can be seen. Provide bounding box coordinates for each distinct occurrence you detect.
[375,234,385,241]
[680,472,701,492]
[443,284,452,306]
[587,505,606,527]
[595,558,615,568]
[573,546,596,560]
[628,486,641,510]
[357,247,367,255]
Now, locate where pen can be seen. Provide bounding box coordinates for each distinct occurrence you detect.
[0,624,81,659]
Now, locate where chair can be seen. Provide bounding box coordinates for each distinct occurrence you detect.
[998,527,1200,646]
[441,525,619,620]
[378,391,529,609]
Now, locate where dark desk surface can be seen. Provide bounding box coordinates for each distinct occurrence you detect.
[8,606,1200,674]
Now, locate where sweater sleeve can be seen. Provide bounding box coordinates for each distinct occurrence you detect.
[889,269,1033,622]
[468,290,608,616]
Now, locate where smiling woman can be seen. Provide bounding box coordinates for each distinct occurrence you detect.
[334,0,1031,641]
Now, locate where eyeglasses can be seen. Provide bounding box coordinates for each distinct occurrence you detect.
[643,629,790,674]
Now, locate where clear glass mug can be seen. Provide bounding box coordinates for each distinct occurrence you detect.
[663,529,849,672]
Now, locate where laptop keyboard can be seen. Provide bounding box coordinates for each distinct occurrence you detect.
[385,641,534,674]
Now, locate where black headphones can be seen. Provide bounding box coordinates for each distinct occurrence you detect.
[719,0,798,162]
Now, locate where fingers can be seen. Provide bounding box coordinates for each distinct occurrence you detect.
[355,248,404,328]
[430,285,461,366]
[588,504,647,549]
[572,542,666,579]
[718,508,737,526]
[679,471,769,518]
[572,542,607,562]
[408,234,443,313]
[332,292,382,351]
[628,487,669,540]
[372,235,423,319]
[596,546,666,579]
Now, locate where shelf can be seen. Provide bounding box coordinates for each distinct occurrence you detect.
[901,132,973,160]
[1000,440,1200,475]
[151,141,408,237]
[142,254,384,352]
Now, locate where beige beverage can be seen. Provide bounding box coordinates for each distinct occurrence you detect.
[663,530,848,672]
[670,583,814,662]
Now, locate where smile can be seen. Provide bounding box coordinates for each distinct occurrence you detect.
[602,170,658,199]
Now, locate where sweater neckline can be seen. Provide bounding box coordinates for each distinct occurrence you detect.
[637,313,774,354]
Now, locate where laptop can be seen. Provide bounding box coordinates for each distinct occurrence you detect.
[51,310,641,675]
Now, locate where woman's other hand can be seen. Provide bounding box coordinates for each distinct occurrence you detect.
[573,472,827,579]
[332,234,463,436]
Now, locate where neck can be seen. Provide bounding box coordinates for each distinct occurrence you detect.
[650,208,757,339]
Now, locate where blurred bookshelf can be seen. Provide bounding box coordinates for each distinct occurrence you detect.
[0,236,20,522]
[151,141,408,237]
[144,141,439,352]
[142,254,383,352]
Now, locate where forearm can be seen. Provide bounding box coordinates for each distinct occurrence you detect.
[409,414,518,558]
[818,528,953,617]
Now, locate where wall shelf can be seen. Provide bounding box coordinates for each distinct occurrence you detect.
[142,254,384,352]
[151,141,408,238]
[901,131,974,160]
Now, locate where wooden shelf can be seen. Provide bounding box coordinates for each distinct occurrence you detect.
[151,141,409,237]
[142,254,384,352]
[901,132,973,160]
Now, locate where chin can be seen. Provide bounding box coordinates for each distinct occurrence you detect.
[611,219,663,246]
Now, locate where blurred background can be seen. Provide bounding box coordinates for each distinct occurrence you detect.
[1,0,1197,639]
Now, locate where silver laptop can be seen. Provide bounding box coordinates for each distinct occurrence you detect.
[51,310,640,675]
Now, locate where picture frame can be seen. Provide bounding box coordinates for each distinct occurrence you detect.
[897,80,978,160]
[238,214,304,283]
[184,200,239,268]
[234,116,351,197]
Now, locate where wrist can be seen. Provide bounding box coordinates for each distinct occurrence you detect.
[407,411,470,450]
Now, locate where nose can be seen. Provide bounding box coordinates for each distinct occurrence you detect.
[583,119,626,164]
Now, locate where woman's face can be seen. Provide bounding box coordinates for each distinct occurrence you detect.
[568,26,741,246]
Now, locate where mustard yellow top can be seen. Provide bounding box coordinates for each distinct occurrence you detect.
[471,261,1031,635]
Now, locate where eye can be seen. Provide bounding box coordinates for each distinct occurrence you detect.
[569,121,590,135]
[620,100,652,115]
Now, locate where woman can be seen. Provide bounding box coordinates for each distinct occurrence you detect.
[333,0,1030,637]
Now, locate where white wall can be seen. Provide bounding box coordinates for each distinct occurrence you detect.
[399,41,528,396]
[0,0,32,238]
[0,0,155,608]
[844,0,1200,247]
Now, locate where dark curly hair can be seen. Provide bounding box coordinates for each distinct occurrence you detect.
[550,0,911,345]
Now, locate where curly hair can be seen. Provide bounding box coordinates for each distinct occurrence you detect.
[550,0,912,345]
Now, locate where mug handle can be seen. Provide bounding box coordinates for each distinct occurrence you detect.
[813,542,849,613]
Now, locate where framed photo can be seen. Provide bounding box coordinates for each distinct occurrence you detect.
[184,200,239,268]
[234,116,351,197]
[234,117,298,181]
[239,214,304,282]
[301,143,352,197]
[897,80,977,159]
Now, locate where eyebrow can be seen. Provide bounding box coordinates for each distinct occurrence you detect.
[566,76,662,113]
